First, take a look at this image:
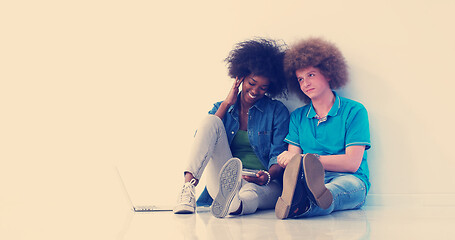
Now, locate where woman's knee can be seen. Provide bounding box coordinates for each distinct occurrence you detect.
[195,115,224,136]
[204,114,223,127]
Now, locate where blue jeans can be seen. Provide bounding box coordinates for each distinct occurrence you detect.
[296,171,367,218]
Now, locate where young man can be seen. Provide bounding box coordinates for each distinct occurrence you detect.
[275,37,371,219]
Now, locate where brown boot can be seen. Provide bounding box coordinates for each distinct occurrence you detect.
[275,154,310,219]
[302,154,333,210]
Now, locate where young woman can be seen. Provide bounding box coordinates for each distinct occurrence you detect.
[173,38,289,218]
[275,37,371,219]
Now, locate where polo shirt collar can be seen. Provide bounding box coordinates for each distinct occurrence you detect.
[306,91,341,118]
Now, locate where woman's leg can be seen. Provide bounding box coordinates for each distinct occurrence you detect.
[175,115,234,214]
[184,115,233,198]
[237,180,282,215]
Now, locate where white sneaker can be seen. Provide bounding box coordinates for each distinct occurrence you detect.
[211,158,242,218]
[173,178,197,214]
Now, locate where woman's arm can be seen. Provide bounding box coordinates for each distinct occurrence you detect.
[243,102,290,185]
[268,163,284,182]
[319,145,365,173]
[214,101,231,120]
[242,164,283,185]
[214,77,243,120]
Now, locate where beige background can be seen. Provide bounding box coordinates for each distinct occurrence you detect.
[1,0,455,239]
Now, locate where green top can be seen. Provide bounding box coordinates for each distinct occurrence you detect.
[230,130,265,170]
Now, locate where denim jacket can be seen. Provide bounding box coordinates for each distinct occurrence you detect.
[197,93,290,206]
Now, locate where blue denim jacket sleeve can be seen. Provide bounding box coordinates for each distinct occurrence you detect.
[208,102,221,115]
[266,101,290,169]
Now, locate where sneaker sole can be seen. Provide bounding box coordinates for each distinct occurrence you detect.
[211,158,242,218]
[303,154,333,209]
[275,154,302,219]
[173,204,195,214]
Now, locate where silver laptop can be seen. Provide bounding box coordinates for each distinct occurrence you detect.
[116,167,173,212]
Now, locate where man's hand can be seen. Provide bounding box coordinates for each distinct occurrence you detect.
[277,151,300,168]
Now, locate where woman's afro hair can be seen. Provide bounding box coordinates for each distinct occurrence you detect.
[225,38,287,98]
[284,37,348,103]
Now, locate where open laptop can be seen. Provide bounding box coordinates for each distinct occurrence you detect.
[116,166,173,212]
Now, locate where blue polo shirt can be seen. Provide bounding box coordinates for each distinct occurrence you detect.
[285,92,371,191]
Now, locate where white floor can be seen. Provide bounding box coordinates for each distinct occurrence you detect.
[1,166,454,240]
[2,197,454,240]
[119,205,455,240]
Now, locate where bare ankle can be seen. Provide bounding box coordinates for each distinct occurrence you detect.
[184,172,199,186]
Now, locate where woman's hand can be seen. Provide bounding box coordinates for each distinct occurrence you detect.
[242,170,269,186]
[224,77,243,107]
[215,77,244,120]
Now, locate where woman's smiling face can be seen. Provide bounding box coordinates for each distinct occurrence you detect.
[240,74,270,105]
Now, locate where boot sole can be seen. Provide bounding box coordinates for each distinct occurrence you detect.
[211,158,242,218]
[275,154,302,219]
[303,154,333,209]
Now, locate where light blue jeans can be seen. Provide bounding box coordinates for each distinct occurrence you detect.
[296,171,367,218]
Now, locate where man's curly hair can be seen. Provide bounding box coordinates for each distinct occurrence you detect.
[225,38,287,98]
[284,37,348,103]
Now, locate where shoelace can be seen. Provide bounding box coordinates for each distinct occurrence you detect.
[180,179,196,203]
